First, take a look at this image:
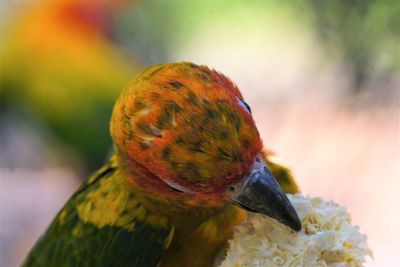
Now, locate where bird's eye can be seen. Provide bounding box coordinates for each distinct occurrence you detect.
[237,98,252,114]
[170,186,185,193]
[163,179,188,193]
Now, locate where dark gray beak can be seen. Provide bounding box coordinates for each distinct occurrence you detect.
[228,155,301,231]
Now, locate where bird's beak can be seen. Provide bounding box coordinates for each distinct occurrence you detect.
[228,155,301,231]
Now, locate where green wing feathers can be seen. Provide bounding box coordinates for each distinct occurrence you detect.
[23,158,173,267]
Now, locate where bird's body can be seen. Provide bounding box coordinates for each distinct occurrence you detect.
[23,156,245,267]
[23,62,300,267]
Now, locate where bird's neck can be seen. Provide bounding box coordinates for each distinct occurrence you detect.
[113,154,226,224]
[109,153,247,246]
[135,190,227,227]
[74,164,169,231]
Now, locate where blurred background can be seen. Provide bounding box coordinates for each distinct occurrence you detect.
[0,0,398,266]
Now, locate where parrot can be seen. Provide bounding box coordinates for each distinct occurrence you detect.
[22,62,301,267]
[0,0,137,171]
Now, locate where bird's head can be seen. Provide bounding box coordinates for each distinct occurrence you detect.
[111,62,301,231]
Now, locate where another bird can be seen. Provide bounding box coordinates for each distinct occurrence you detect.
[0,0,136,170]
[22,62,301,267]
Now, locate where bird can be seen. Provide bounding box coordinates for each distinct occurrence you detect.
[22,62,301,267]
[0,0,136,171]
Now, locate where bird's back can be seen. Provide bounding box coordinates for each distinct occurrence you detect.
[22,158,173,267]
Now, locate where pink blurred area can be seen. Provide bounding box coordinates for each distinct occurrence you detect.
[1,1,399,267]
[256,97,399,267]
[0,168,80,267]
[170,17,399,265]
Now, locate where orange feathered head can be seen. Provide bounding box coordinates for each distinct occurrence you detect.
[111,62,301,230]
[111,62,261,198]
